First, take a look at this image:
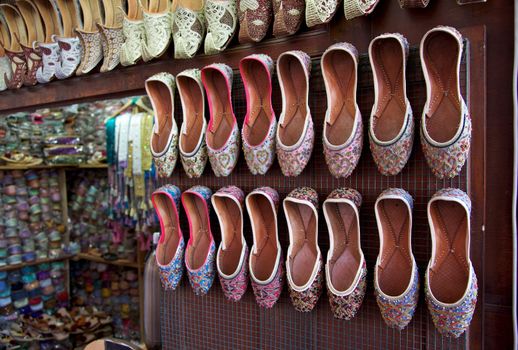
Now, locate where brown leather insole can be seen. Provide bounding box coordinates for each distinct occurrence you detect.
[183,193,211,270]
[16,1,44,45]
[371,38,406,142]
[55,0,80,37]
[241,59,272,146]
[324,202,360,292]
[148,80,173,154]
[248,194,277,281]
[285,201,317,287]
[204,68,233,150]
[323,50,356,146]
[377,198,412,296]
[103,0,123,27]
[33,0,61,42]
[277,55,308,147]
[178,75,204,154]
[423,32,462,143]
[213,196,242,276]
[0,22,9,56]
[78,0,102,32]
[429,201,469,303]
[154,194,180,265]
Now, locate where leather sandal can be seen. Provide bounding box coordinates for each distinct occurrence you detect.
[306,0,339,27]
[237,0,272,43]
[120,0,146,66]
[0,4,28,89]
[272,0,304,37]
[33,0,62,83]
[204,0,237,55]
[141,0,172,62]
[172,0,205,59]
[98,0,124,72]
[0,18,13,91]
[75,0,104,75]
[53,0,83,79]
[16,0,44,86]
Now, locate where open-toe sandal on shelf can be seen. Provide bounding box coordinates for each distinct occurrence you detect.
[98,0,124,72]
[141,0,171,62]
[272,0,304,37]
[33,0,62,83]
[306,0,339,27]
[237,0,272,43]
[177,68,208,178]
[16,0,44,86]
[53,0,83,79]
[344,0,379,20]
[0,4,28,89]
[0,18,13,91]
[120,0,145,66]
[75,0,104,75]
[172,0,205,59]
[204,0,237,55]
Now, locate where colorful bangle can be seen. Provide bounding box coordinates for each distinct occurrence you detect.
[0,271,6,279]
[15,187,27,196]
[0,289,10,298]
[30,301,43,312]
[13,297,28,309]
[49,231,61,242]
[28,188,39,197]
[3,196,16,205]
[0,249,7,259]
[29,204,42,215]
[27,179,39,189]
[0,240,7,249]
[7,244,22,255]
[0,296,12,307]
[6,255,22,265]
[3,185,16,196]
[4,218,17,228]
[18,211,29,221]
[42,285,54,296]
[39,278,52,288]
[24,280,39,292]
[23,242,36,253]
[11,289,27,301]
[4,228,17,238]
[0,280,7,293]
[21,273,36,284]
[27,288,41,299]
[19,229,32,239]
[22,253,36,263]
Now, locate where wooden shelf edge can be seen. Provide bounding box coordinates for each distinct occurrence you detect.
[74,253,140,268]
[0,255,74,272]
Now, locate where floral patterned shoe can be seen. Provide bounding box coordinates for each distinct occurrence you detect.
[16,0,44,86]
[141,0,172,62]
[344,0,379,20]
[75,0,104,75]
[272,0,304,37]
[284,187,323,312]
[202,63,240,177]
[237,0,272,43]
[240,54,276,175]
[204,0,237,55]
[246,187,283,308]
[420,26,470,179]
[374,188,419,330]
[98,0,124,72]
[146,72,178,178]
[276,50,314,177]
[151,185,185,290]
[212,186,248,302]
[172,0,205,59]
[305,0,339,27]
[53,0,83,79]
[181,186,215,296]
[368,33,413,176]
[425,188,477,338]
[177,68,208,178]
[322,43,363,178]
[1,4,28,89]
[120,0,145,66]
[323,188,366,320]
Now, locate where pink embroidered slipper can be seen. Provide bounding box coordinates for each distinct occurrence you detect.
[212,186,248,302]
[246,187,283,308]
[368,33,414,176]
[237,0,272,43]
[374,188,419,330]
[323,188,366,320]
[284,187,323,312]
[182,186,215,296]
[322,43,363,179]
[151,185,184,291]
[276,50,314,177]
[420,26,471,179]
[202,63,240,177]
[240,54,276,175]
[425,188,477,338]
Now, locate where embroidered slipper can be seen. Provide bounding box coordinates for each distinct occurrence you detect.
[16,0,44,86]
[344,0,379,20]
[323,188,366,320]
[0,4,27,89]
[368,33,413,176]
[53,0,82,79]
[246,187,283,308]
[98,0,124,72]
[182,186,215,296]
[212,186,248,302]
[75,0,104,75]
[237,0,272,43]
[240,54,276,175]
[322,43,363,178]
[152,185,184,291]
[0,19,12,91]
[204,0,237,55]
[399,0,429,8]
[120,0,145,66]
[272,0,304,37]
[172,0,205,59]
[141,0,172,62]
[276,50,314,177]
[146,72,179,178]
[306,0,339,27]
[425,188,477,338]
[177,68,208,178]
[420,26,470,179]
[202,63,240,177]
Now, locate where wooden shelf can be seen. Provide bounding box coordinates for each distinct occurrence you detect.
[0,255,74,272]
[74,253,140,268]
[0,163,108,170]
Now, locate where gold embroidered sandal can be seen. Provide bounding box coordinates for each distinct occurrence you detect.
[16,0,44,86]
[272,0,304,37]
[0,18,13,91]
[172,0,205,59]
[305,0,339,27]
[0,4,27,89]
[344,0,379,20]
[120,0,146,66]
[141,0,172,62]
[98,0,124,72]
[53,0,83,79]
[76,0,104,75]
[204,0,237,55]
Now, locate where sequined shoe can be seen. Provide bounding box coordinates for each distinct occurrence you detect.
[1,4,27,89]
[374,188,418,330]
[182,186,215,296]
[204,0,237,55]
[98,0,124,72]
[322,43,363,178]
[53,0,82,79]
[368,33,413,176]
[202,63,240,177]
[284,187,323,312]
[276,50,314,177]
[152,185,184,290]
[272,0,304,37]
[177,68,208,178]
[75,0,104,75]
[420,26,471,179]
[212,186,248,302]
[16,0,44,86]
[240,54,276,175]
[305,0,339,27]
[141,0,172,62]
[344,0,379,20]
[246,187,283,308]
[425,188,477,338]
[323,188,366,320]
[120,0,145,66]
[146,72,179,178]
[237,0,272,43]
[172,0,205,59]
